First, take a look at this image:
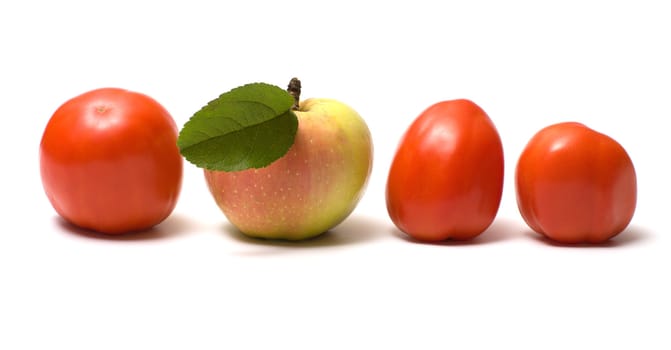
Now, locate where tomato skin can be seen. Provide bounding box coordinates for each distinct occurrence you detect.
[40,88,183,234]
[386,99,504,241]
[515,122,636,244]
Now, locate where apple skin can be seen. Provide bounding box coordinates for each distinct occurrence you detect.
[204,98,373,240]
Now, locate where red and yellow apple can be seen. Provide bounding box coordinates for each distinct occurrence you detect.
[204,98,373,240]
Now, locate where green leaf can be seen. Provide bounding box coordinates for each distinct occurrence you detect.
[177,83,298,172]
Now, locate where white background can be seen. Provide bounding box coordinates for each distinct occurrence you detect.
[1,0,669,349]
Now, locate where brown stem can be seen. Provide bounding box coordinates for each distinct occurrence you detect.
[287,77,301,111]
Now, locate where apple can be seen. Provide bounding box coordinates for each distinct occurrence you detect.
[204,87,373,240]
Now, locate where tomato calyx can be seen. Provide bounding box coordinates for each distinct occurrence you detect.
[93,103,113,115]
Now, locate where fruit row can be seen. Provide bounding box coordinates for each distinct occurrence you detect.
[39,79,636,245]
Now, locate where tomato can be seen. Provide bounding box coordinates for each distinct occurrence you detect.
[386,99,504,241]
[515,122,637,244]
[40,88,183,234]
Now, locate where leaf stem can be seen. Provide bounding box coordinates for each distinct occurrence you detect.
[287,77,301,111]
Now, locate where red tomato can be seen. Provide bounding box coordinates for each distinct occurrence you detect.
[515,122,636,244]
[386,99,504,241]
[40,88,183,234]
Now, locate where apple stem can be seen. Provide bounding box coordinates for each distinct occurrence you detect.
[287,77,301,111]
